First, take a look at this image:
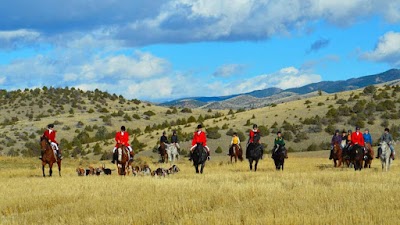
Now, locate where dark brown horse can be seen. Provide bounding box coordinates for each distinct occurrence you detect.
[247,143,263,171]
[40,136,61,177]
[332,143,342,167]
[364,143,374,168]
[158,142,168,163]
[350,144,364,171]
[115,144,129,176]
[230,144,243,163]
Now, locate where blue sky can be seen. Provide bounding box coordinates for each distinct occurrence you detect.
[0,0,400,102]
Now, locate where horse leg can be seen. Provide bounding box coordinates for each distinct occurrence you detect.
[49,162,53,177]
[254,160,258,172]
[58,161,62,177]
[42,164,45,177]
[200,163,204,174]
[195,164,199,174]
[249,159,253,171]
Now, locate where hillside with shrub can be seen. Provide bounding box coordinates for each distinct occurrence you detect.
[1,82,400,160]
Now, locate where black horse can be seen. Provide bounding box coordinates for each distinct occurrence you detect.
[192,143,207,174]
[246,143,263,171]
[350,144,364,171]
[272,144,285,171]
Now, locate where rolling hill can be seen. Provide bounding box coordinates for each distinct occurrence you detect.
[161,69,400,109]
[1,74,400,162]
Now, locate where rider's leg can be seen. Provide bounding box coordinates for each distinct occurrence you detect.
[39,150,44,159]
[188,145,195,161]
[284,147,288,158]
[51,142,62,159]
[205,145,211,160]
[329,145,333,160]
[376,147,382,159]
[111,147,118,163]
[127,146,134,161]
[390,145,395,160]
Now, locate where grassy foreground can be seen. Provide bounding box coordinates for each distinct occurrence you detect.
[1,154,400,225]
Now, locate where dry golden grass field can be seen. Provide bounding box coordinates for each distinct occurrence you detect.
[1,152,400,225]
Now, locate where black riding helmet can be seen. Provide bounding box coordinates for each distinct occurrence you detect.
[121,126,126,131]
[253,124,258,129]
[48,124,54,128]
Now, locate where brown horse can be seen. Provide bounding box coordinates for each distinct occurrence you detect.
[158,142,168,163]
[332,143,342,167]
[40,136,61,177]
[115,144,129,176]
[364,143,374,168]
[230,144,243,163]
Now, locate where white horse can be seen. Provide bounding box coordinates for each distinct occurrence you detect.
[380,142,392,172]
[165,143,179,164]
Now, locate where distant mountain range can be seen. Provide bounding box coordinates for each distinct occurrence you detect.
[160,69,400,109]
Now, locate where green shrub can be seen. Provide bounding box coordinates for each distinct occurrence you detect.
[206,126,221,139]
[215,146,223,153]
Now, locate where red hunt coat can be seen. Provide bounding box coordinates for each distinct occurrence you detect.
[249,129,260,143]
[43,130,58,144]
[192,131,207,147]
[115,131,131,147]
[351,132,365,147]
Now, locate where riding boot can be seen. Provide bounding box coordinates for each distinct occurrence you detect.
[39,150,44,160]
[376,148,382,159]
[391,152,395,160]
[57,150,63,159]
[207,151,210,161]
[329,149,333,160]
[188,151,193,161]
[284,149,288,159]
[111,151,118,164]
[129,152,134,162]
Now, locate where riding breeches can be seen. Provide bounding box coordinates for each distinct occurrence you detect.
[51,142,59,151]
[113,146,133,153]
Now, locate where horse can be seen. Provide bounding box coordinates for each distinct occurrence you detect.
[380,142,392,172]
[115,144,129,176]
[230,144,243,163]
[192,143,207,174]
[40,136,61,177]
[272,144,285,171]
[332,143,342,167]
[350,144,364,171]
[158,142,168,163]
[246,143,263,171]
[364,143,374,168]
[165,143,179,164]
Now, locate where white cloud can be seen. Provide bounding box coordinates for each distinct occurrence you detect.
[361,31,400,66]
[77,51,170,81]
[0,29,41,48]
[222,67,322,95]
[212,64,246,77]
[63,73,78,82]
[0,77,6,84]
[0,1,399,47]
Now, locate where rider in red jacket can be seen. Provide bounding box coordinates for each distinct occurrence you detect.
[111,126,134,163]
[189,124,210,161]
[351,127,365,147]
[41,124,62,159]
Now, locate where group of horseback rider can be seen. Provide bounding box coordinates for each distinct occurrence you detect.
[158,130,181,153]
[40,123,290,162]
[329,127,396,160]
[226,124,288,159]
